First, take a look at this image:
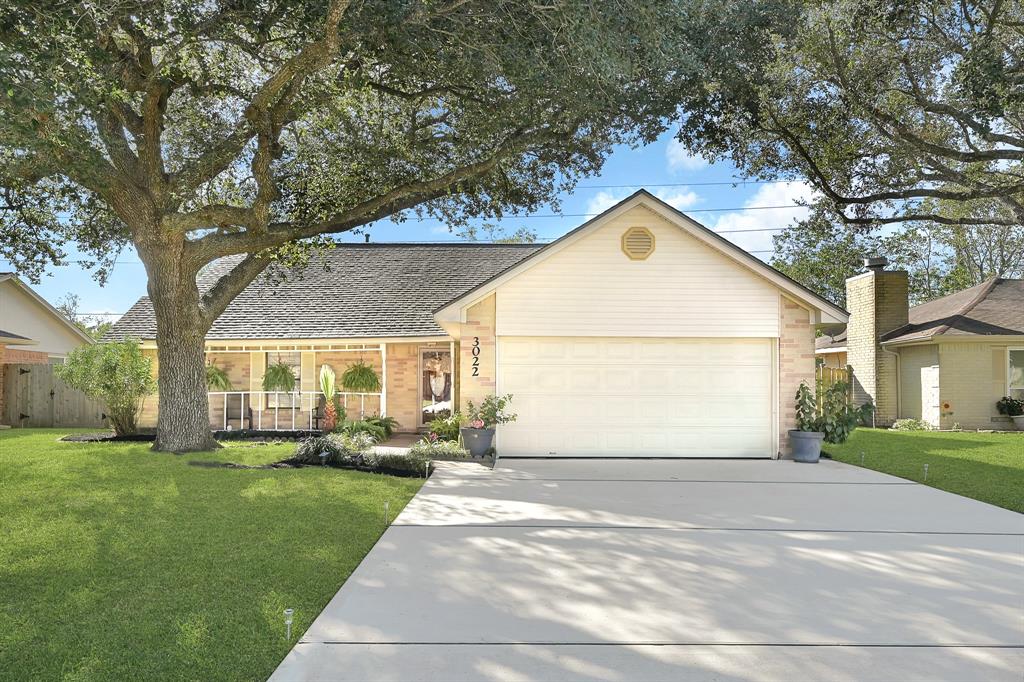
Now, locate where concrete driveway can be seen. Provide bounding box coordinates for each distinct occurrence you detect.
[270,459,1024,681]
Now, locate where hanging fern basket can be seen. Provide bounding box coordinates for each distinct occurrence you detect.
[341,360,381,393]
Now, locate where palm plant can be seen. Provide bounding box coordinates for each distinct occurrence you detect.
[205,363,233,391]
[320,364,338,431]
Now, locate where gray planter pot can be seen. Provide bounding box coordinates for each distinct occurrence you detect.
[788,430,825,463]
[1012,415,1024,431]
[460,427,495,458]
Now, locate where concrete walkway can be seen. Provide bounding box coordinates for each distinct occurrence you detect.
[270,459,1024,681]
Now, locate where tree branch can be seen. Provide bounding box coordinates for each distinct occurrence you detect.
[199,253,270,326]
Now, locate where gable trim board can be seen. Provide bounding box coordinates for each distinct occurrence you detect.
[442,192,841,459]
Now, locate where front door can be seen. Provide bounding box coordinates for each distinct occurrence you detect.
[420,349,452,426]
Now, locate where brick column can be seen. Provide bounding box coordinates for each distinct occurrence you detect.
[778,297,816,457]
[459,294,496,412]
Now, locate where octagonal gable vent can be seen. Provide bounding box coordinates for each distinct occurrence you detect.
[621,226,655,260]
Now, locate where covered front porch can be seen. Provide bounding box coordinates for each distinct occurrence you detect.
[139,337,457,432]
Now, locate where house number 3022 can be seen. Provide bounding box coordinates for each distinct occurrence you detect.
[471,336,481,377]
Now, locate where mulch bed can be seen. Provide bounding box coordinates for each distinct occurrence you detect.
[188,457,430,478]
[61,432,156,443]
[61,429,322,444]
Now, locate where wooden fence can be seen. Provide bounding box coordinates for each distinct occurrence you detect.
[2,363,107,428]
[815,364,854,413]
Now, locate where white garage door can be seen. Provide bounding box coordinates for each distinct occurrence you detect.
[497,337,774,457]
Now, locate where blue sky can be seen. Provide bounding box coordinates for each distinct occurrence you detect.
[1,130,814,321]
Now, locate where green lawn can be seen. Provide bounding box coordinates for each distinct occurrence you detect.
[0,429,423,681]
[824,428,1024,513]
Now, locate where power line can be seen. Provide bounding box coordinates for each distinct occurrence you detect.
[575,180,782,189]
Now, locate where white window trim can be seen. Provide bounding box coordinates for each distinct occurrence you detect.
[1008,347,1024,392]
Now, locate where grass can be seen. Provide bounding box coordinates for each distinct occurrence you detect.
[824,428,1024,513]
[0,429,423,681]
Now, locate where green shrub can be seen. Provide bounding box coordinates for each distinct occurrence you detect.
[55,340,156,436]
[337,419,387,442]
[409,438,470,458]
[362,451,432,475]
[365,414,399,439]
[293,432,374,464]
[427,412,464,441]
[891,418,929,431]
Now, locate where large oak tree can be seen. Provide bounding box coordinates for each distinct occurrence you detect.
[1,0,778,450]
[675,0,1024,228]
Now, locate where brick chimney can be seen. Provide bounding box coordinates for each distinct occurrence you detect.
[845,256,909,425]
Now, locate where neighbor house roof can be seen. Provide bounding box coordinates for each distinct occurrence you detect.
[882,278,1024,344]
[0,328,36,345]
[0,272,95,345]
[815,329,847,353]
[105,244,542,341]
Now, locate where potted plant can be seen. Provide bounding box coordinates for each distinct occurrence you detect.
[461,394,516,457]
[205,362,233,391]
[789,381,872,462]
[790,382,825,462]
[262,361,297,393]
[996,396,1024,430]
[340,360,381,393]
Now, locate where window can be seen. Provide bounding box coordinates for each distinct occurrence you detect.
[1010,349,1024,397]
[266,351,301,408]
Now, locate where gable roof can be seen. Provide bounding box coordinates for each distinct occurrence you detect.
[815,328,847,352]
[0,328,37,345]
[882,277,1024,344]
[434,190,848,325]
[105,244,542,342]
[0,273,95,345]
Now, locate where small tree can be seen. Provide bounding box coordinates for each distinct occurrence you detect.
[56,341,156,436]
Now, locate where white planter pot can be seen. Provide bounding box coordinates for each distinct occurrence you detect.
[1012,415,1024,431]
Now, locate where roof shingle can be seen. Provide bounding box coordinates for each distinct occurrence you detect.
[105,243,541,341]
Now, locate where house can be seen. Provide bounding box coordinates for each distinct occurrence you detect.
[0,273,95,425]
[816,258,1024,430]
[106,190,847,457]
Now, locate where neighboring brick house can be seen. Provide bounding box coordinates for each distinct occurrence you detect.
[817,258,1024,429]
[107,190,846,458]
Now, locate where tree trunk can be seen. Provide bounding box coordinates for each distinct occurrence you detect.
[142,243,220,452]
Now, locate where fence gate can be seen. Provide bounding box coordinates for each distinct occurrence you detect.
[2,363,107,428]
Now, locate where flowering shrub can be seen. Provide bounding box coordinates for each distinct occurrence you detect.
[465,394,517,429]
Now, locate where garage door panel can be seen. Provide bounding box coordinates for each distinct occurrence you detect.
[497,337,773,458]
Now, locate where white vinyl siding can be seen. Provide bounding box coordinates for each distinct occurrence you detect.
[494,205,781,338]
[497,337,774,457]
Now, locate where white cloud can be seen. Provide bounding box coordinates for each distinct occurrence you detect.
[665,138,708,172]
[655,189,700,211]
[710,181,816,257]
[585,188,701,217]
[430,224,453,235]
[585,191,626,216]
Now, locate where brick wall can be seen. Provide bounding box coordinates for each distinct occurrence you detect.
[778,297,816,456]
[459,294,496,412]
[845,269,908,425]
[385,343,421,432]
